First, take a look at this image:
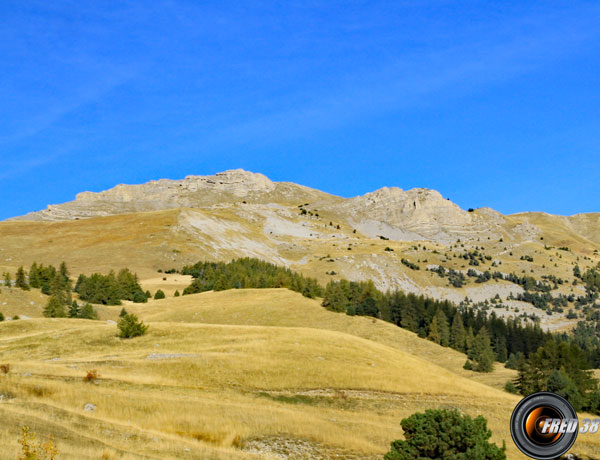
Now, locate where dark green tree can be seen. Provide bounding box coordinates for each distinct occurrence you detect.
[79,303,98,320]
[154,289,166,300]
[15,267,29,290]
[68,301,80,318]
[384,409,506,460]
[43,295,67,318]
[428,309,450,346]
[470,327,495,373]
[450,311,467,352]
[29,262,40,288]
[118,314,149,339]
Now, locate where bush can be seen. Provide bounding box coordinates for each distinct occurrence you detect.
[117,314,148,339]
[154,289,166,300]
[18,426,59,460]
[504,381,519,394]
[384,409,506,460]
[0,311,4,322]
[83,370,99,383]
[174,290,180,297]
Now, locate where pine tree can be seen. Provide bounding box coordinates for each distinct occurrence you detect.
[471,327,495,372]
[494,336,508,363]
[119,308,128,317]
[68,301,80,318]
[401,303,419,332]
[15,266,29,290]
[29,262,40,288]
[465,327,475,356]
[44,295,67,318]
[80,303,98,320]
[428,309,450,346]
[450,311,466,352]
[3,272,11,288]
[154,289,166,300]
[118,314,148,338]
[174,290,180,297]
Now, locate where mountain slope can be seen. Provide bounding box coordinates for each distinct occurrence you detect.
[2,169,600,332]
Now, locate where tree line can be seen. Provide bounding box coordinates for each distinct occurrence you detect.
[181,258,323,298]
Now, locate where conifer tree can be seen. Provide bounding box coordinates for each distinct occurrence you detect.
[428,309,450,346]
[29,262,40,288]
[401,303,419,332]
[471,327,495,372]
[450,311,466,352]
[68,301,80,318]
[465,327,475,355]
[79,303,98,320]
[15,266,29,290]
[494,336,508,363]
[3,272,11,288]
[44,295,67,318]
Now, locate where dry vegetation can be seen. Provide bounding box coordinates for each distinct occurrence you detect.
[1,287,600,459]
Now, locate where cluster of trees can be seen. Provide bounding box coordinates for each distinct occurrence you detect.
[68,301,98,320]
[400,259,419,270]
[181,258,323,298]
[74,269,148,305]
[321,279,555,372]
[41,263,73,318]
[514,340,600,413]
[460,249,492,266]
[430,265,467,287]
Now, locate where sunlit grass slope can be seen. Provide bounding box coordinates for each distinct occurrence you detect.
[0,288,598,459]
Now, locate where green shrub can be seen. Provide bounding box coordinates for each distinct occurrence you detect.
[504,381,519,394]
[154,289,166,300]
[384,409,506,460]
[117,314,148,339]
[0,312,4,322]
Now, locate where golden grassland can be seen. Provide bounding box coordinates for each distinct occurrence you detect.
[1,287,600,459]
[1,207,599,290]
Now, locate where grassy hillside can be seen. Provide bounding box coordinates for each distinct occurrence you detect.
[1,288,600,459]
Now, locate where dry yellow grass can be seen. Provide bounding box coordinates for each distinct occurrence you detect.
[1,288,599,459]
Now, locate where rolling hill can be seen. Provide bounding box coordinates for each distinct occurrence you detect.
[0,287,599,459]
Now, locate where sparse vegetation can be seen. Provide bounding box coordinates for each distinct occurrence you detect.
[18,426,59,460]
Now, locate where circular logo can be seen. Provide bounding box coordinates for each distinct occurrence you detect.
[510,392,578,459]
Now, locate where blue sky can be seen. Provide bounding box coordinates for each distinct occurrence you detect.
[1,1,599,220]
